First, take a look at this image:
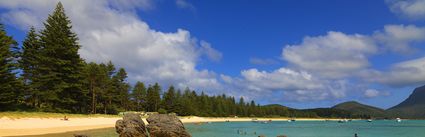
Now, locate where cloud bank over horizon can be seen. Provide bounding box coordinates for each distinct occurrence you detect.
[1,0,425,107]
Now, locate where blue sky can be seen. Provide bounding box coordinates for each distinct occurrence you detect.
[2,0,425,109]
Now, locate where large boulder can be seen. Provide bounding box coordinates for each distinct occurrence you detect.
[115,113,148,137]
[146,114,191,137]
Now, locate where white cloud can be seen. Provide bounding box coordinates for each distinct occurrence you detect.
[368,56,425,87]
[176,0,195,11]
[229,68,350,101]
[282,80,349,102]
[0,0,221,92]
[277,26,425,100]
[373,24,425,53]
[249,57,278,65]
[199,41,222,62]
[387,0,425,20]
[282,31,376,79]
[364,89,380,98]
[240,68,321,91]
[364,89,389,98]
[281,25,425,89]
[108,0,155,11]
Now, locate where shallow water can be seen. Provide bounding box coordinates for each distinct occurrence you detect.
[185,120,425,137]
[21,120,425,137]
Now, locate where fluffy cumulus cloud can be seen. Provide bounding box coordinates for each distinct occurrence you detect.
[240,68,320,91]
[373,24,425,53]
[282,25,425,86]
[220,68,350,102]
[199,41,222,62]
[367,57,425,87]
[282,31,377,79]
[387,0,425,20]
[364,89,380,98]
[278,25,425,100]
[0,0,222,91]
[364,89,390,98]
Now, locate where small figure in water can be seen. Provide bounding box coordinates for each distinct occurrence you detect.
[354,133,358,137]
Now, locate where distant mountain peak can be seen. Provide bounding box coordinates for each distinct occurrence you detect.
[332,101,385,117]
[387,85,425,118]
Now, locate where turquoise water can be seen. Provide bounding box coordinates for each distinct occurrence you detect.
[185,120,425,137]
[23,120,425,137]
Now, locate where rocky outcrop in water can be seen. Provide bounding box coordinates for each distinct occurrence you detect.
[146,114,191,137]
[115,113,148,137]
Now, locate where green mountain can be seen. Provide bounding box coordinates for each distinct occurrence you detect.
[263,104,291,108]
[332,101,386,118]
[387,85,425,118]
[262,104,356,118]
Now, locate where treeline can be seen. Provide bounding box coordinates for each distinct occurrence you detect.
[1,3,369,118]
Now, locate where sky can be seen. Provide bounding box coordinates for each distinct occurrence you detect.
[1,0,425,109]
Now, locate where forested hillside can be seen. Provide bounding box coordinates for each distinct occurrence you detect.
[332,101,386,118]
[387,85,425,118]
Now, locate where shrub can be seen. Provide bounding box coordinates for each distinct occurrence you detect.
[158,108,167,114]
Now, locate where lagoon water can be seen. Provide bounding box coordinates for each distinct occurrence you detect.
[185,120,425,137]
[25,120,425,137]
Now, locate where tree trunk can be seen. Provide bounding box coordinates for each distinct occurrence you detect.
[104,101,107,114]
[91,80,96,114]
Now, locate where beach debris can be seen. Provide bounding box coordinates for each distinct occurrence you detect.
[61,116,69,121]
[115,113,148,137]
[73,134,88,137]
[277,135,287,137]
[258,135,266,137]
[146,113,191,137]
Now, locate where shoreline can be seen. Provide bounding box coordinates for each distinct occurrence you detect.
[0,116,356,136]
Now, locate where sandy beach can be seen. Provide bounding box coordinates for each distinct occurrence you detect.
[0,116,339,136]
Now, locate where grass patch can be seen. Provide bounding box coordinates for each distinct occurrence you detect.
[0,111,119,119]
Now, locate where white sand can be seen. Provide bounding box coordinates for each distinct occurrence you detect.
[0,116,337,136]
[0,117,120,136]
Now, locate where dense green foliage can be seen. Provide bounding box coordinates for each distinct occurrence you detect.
[0,23,23,110]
